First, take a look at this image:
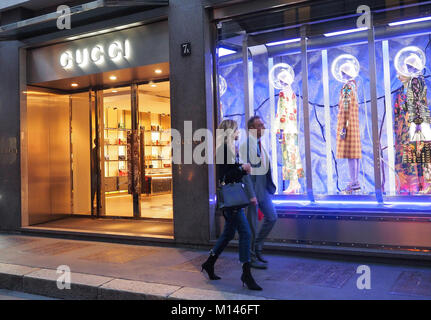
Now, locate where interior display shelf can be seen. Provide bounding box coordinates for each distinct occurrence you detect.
[104,127,131,131]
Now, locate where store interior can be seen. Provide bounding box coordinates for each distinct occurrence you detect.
[23,64,174,238]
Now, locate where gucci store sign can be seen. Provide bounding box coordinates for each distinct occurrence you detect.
[60,40,131,70]
[27,20,168,84]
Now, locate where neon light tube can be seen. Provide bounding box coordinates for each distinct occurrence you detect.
[218,47,236,57]
[266,38,301,46]
[388,16,431,26]
[323,27,367,37]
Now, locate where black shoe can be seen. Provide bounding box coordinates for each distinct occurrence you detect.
[250,259,267,269]
[201,254,221,280]
[241,262,262,291]
[255,251,268,264]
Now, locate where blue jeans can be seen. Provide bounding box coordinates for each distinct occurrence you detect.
[212,208,251,263]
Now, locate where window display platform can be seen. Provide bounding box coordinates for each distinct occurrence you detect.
[273,195,431,216]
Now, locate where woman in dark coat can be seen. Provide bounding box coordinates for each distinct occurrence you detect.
[201,119,262,291]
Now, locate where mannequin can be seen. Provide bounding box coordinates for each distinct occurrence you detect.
[394,73,420,194]
[274,69,304,193]
[334,61,362,194]
[398,52,431,194]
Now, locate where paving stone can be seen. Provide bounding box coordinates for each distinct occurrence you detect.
[0,263,39,276]
[0,263,40,291]
[390,271,431,297]
[22,241,90,256]
[99,279,181,300]
[169,255,240,273]
[23,269,113,300]
[0,237,37,249]
[264,262,355,289]
[79,247,156,264]
[169,287,266,300]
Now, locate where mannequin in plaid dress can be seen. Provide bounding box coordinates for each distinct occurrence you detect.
[336,74,362,193]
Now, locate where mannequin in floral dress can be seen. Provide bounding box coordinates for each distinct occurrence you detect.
[274,70,304,194]
[393,74,420,194]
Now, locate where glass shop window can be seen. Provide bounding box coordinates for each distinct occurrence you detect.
[215,3,431,203]
[306,19,375,196]
[374,29,431,197]
[217,36,247,151]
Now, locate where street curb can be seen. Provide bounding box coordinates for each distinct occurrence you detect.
[0,263,268,300]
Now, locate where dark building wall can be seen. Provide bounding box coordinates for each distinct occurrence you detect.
[169,0,217,244]
[0,40,22,231]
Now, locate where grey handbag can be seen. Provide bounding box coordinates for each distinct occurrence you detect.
[217,181,250,210]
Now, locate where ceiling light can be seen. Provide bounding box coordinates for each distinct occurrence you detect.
[323,27,367,37]
[151,84,157,87]
[71,83,78,87]
[218,47,236,57]
[388,16,431,26]
[266,38,301,46]
[112,90,118,93]
[109,75,117,81]
[155,69,162,74]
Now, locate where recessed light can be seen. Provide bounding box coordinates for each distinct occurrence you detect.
[71,83,78,87]
[109,75,117,81]
[155,69,162,74]
[112,90,118,93]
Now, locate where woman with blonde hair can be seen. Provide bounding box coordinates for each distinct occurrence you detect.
[201,119,262,291]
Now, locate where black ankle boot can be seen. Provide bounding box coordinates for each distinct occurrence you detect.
[241,262,262,291]
[201,253,221,280]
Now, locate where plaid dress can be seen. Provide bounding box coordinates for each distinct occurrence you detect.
[336,80,362,159]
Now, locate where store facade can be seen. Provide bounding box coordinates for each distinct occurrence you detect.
[1,0,431,257]
[0,0,218,245]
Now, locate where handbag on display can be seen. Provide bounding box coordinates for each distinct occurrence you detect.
[217,177,250,210]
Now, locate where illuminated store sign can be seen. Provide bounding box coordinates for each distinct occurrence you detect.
[60,39,130,70]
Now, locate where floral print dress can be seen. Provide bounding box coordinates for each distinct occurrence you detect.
[394,85,420,194]
[275,87,304,181]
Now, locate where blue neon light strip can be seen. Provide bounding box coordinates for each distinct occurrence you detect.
[323,27,367,37]
[388,16,431,26]
[266,38,301,46]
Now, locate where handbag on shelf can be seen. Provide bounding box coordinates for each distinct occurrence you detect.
[217,175,250,210]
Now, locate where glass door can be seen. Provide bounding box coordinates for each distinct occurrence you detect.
[100,86,135,217]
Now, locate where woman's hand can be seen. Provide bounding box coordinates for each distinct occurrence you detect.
[241,163,251,174]
[250,197,258,206]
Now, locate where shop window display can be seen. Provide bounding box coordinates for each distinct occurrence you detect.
[216,5,431,207]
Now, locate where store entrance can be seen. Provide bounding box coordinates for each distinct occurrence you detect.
[100,83,173,219]
[24,75,173,238]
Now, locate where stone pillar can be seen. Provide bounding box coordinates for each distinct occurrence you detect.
[0,41,23,231]
[169,0,216,244]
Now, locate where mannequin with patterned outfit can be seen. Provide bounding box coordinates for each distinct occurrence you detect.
[274,69,304,194]
[334,58,362,194]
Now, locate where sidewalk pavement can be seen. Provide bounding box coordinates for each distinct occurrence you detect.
[0,233,430,300]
